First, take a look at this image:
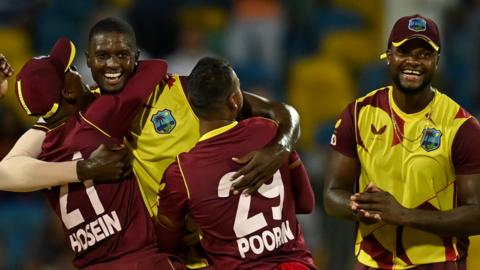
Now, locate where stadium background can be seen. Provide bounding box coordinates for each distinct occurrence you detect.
[0,0,479,269]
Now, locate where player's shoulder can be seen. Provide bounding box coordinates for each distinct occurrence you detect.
[434,89,473,125]
[355,86,390,107]
[126,59,168,91]
[136,59,168,78]
[240,117,278,133]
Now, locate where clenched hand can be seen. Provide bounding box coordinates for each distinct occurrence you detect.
[77,144,132,182]
[350,183,408,226]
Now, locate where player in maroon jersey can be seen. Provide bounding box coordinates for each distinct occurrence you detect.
[14,38,185,269]
[0,51,129,190]
[157,57,317,270]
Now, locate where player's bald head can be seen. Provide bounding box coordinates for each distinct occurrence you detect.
[89,17,137,47]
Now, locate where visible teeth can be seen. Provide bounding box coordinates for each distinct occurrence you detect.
[105,73,121,78]
[403,70,420,75]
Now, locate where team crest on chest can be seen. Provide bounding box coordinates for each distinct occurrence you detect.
[151,109,176,134]
[420,128,441,152]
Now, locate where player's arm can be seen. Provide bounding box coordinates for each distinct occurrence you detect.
[157,161,190,253]
[324,103,359,220]
[231,91,300,193]
[84,60,167,140]
[0,53,13,99]
[324,150,361,221]
[352,118,480,236]
[289,151,315,214]
[0,128,77,191]
[323,102,377,223]
[0,129,129,192]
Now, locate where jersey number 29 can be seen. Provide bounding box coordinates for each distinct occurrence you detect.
[218,170,284,238]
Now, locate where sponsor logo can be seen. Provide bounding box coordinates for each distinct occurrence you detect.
[420,128,442,151]
[408,17,427,32]
[371,124,386,135]
[151,109,176,134]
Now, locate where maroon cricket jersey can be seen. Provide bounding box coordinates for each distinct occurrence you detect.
[158,117,316,270]
[38,60,169,268]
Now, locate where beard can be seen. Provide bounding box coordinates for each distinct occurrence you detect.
[392,73,432,96]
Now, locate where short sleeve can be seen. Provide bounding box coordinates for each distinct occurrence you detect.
[452,117,480,175]
[331,102,358,158]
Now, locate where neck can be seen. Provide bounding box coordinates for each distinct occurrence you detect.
[391,85,435,114]
[44,108,75,129]
[44,100,85,129]
[199,119,236,137]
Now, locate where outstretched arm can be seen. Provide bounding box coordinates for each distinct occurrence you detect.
[0,129,130,192]
[0,129,77,191]
[232,91,300,193]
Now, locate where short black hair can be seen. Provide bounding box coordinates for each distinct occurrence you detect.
[88,17,137,46]
[188,57,237,118]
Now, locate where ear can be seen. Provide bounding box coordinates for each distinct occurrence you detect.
[85,51,91,68]
[62,87,77,103]
[227,92,238,111]
[227,90,243,117]
[135,50,140,65]
[62,75,77,103]
[386,49,392,65]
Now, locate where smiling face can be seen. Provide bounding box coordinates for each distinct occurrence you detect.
[86,32,139,93]
[387,38,439,95]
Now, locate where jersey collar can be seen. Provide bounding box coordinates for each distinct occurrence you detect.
[199,121,239,142]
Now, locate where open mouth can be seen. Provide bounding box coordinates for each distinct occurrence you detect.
[400,69,423,81]
[104,72,123,84]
